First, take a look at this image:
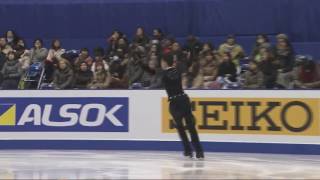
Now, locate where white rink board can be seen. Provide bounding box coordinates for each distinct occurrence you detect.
[0,90,320,145]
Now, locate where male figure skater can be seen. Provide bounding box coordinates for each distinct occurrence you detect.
[161,53,204,159]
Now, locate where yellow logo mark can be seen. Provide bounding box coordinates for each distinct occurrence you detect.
[0,104,16,126]
[162,98,320,136]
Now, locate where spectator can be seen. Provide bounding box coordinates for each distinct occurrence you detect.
[29,39,48,64]
[108,59,129,89]
[127,49,145,87]
[218,35,245,67]
[293,57,320,89]
[274,34,295,88]
[91,47,109,72]
[15,39,31,72]
[0,51,5,83]
[183,35,202,63]
[161,37,174,55]
[46,39,65,62]
[0,37,13,55]
[191,52,219,89]
[106,30,123,56]
[242,60,264,89]
[217,52,237,82]
[251,34,271,62]
[1,51,22,89]
[52,59,74,89]
[88,61,111,89]
[258,48,278,89]
[0,37,6,53]
[199,42,214,58]
[140,59,163,89]
[5,30,19,48]
[117,38,129,54]
[74,48,94,71]
[132,27,149,47]
[73,62,93,89]
[45,39,65,82]
[151,28,164,41]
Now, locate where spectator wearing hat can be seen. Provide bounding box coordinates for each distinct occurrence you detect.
[218,35,245,67]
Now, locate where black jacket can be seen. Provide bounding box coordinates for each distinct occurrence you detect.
[217,61,237,82]
[74,70,93,89]
[162,67,184,97]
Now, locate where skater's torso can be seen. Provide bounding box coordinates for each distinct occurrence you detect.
[162,67,184,98]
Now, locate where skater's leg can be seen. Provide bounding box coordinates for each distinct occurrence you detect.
[172,115,193,157]
[185,113,204,158]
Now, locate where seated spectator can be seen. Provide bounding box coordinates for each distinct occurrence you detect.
[127,49,145,88]
[242,60,264,89]
[140,59,163,89]
[74,48,94,71]
[274,34,295,88]
[292,57,320,89]
[91,47,109,72]
[88,62,111,89]
[109,59,129,89]
[45,39,66,82]
[183,35,202,62]
[251,34,271,62]
[0,37,13,55]
[46,39,65,62]
[117,38,129,54]
[199,42,214,58]
[217,52,237,82]
[132,27,149,47]
[258,48,278,89]
[51,59,74,89]
[0,51,5,83]
[218,35,245,67]
[73,62,93,89]
[161,37,174,55]
[5,30,19,49]
[191,52,219,89]
[1,51,22,89]
[106,30,123,56]
[15,39,31,72]
[151,28,164,42]
[29,39,48,64]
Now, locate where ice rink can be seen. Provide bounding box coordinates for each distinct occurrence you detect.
[0,150,320,179]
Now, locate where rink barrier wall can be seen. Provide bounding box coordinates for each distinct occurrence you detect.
[1,90,320,154]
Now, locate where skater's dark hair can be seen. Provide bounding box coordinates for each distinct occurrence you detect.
[162,53,174,66]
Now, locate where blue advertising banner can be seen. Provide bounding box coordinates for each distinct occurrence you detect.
[0,97,129,132]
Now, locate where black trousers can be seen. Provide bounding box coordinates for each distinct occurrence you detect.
[169,95,203,153]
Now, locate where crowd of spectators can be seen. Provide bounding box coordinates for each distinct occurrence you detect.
[0,29,319,90]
